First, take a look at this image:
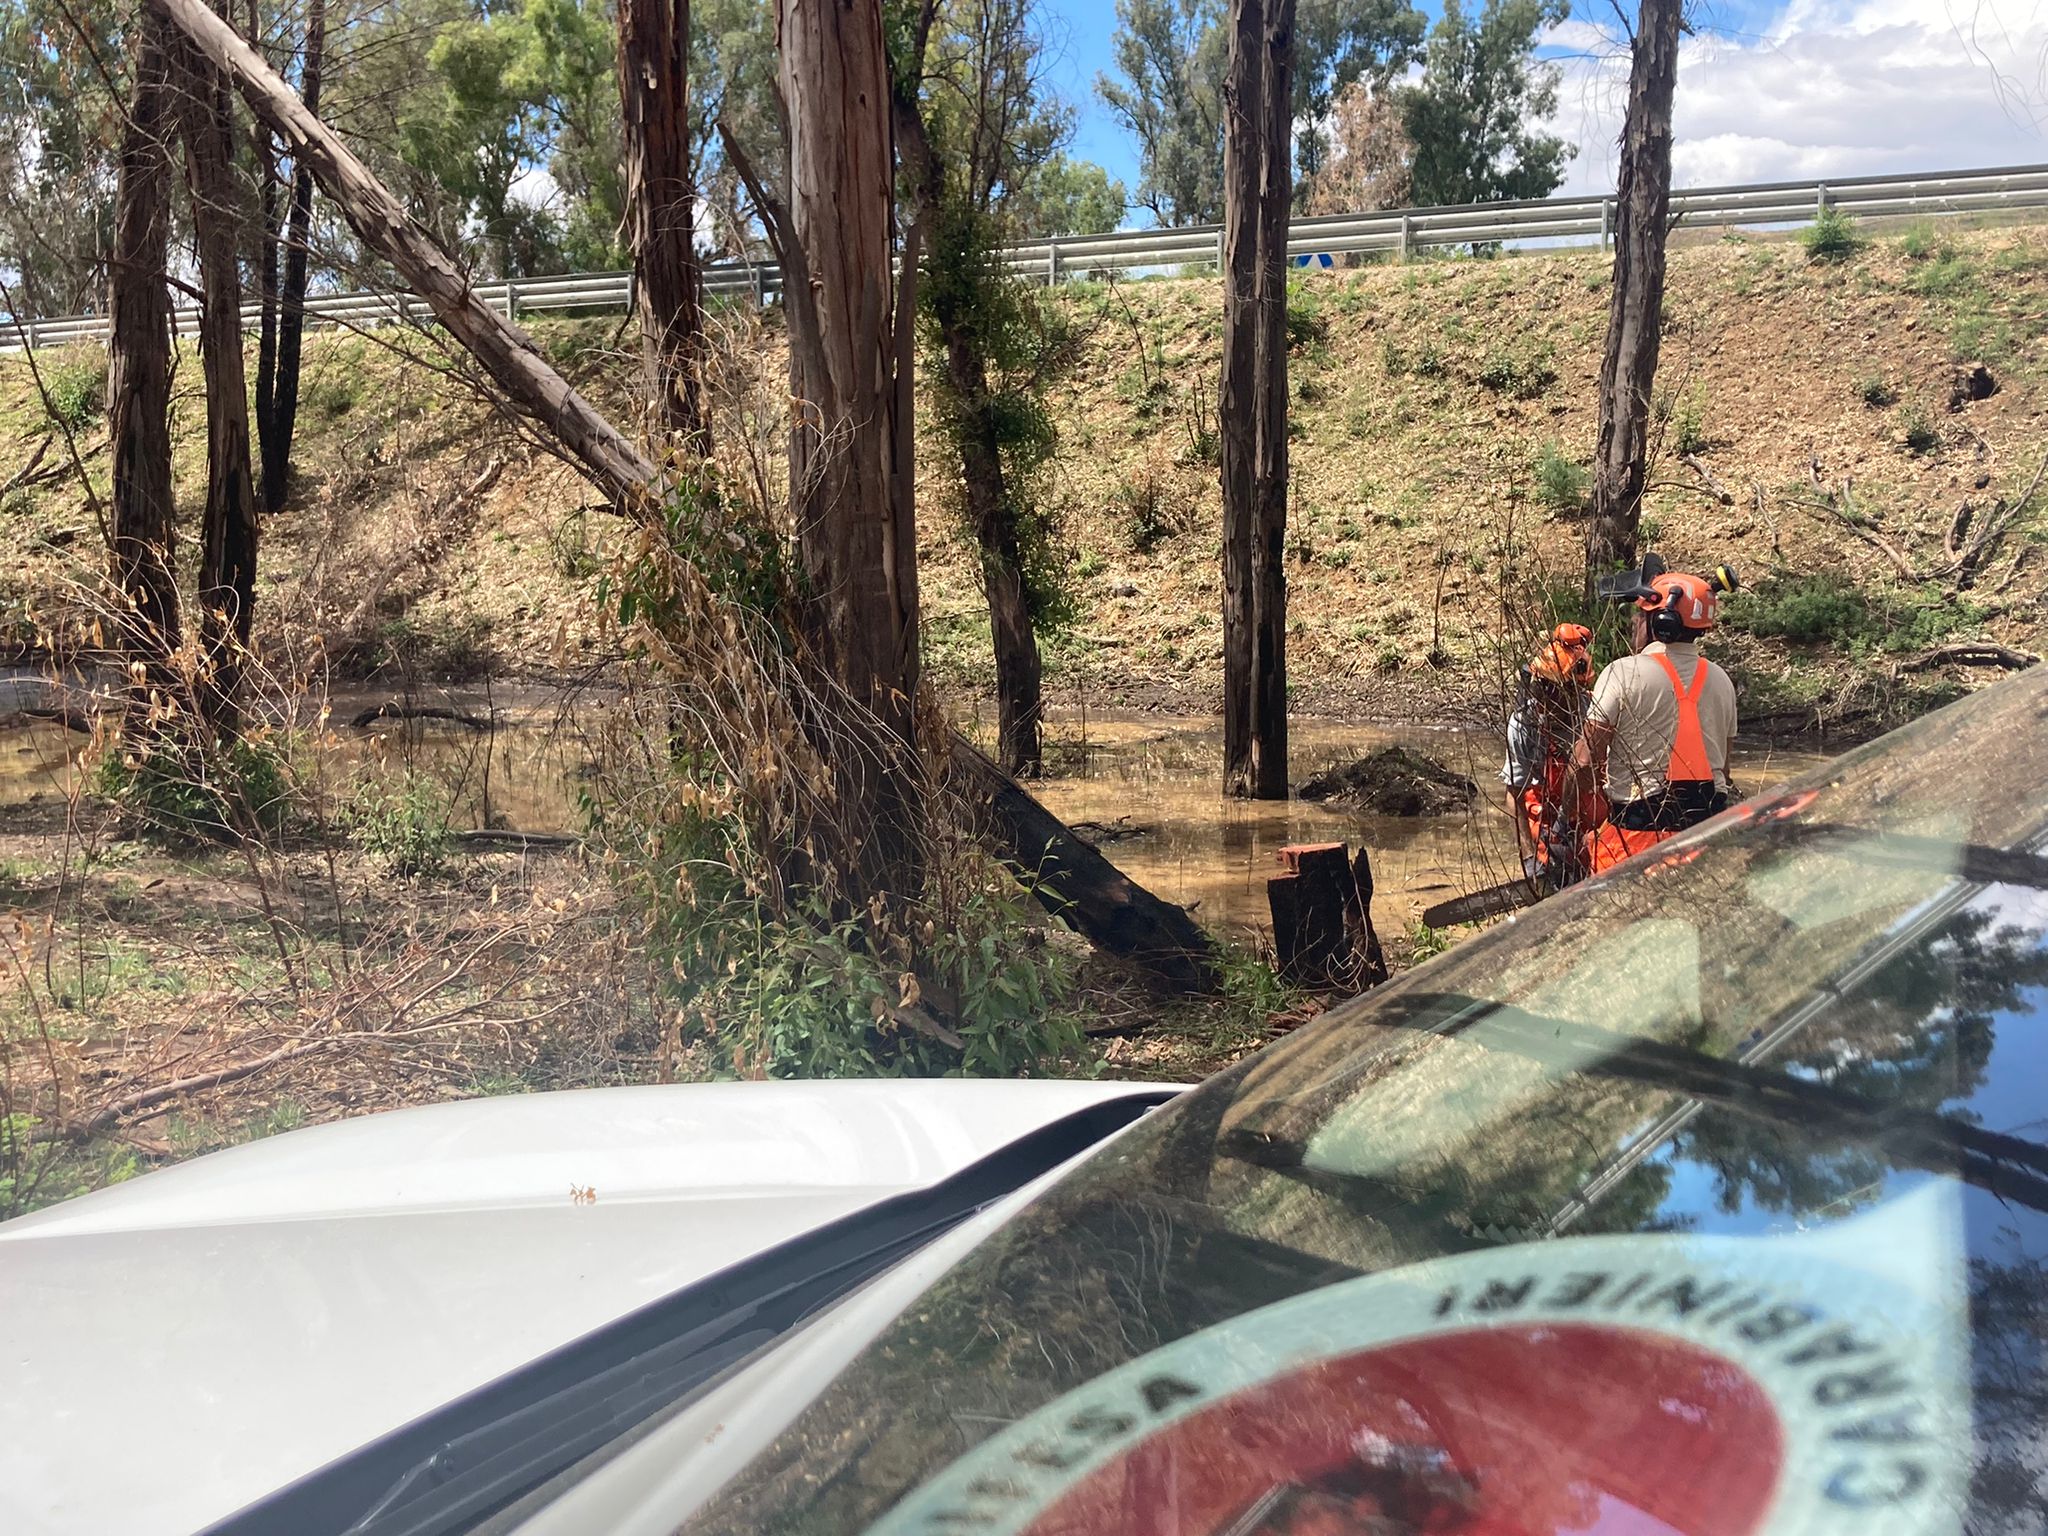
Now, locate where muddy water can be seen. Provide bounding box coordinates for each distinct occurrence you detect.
[2,682,1830,941]
[0,683,595,836]
[1006,710,1832,940]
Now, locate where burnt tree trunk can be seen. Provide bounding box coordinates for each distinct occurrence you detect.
[1586,0,1681,591]
[946,331,1043,776]
[107,12,180,706]
[617,0,706,447]
[245,0,280,503]
[1219,0,1295,800]
[778,0,925,898]
[149,0,661,515]
[170,34,260,734]
[263,0,322,514]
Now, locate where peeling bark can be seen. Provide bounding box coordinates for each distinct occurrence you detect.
[107,12,180,705]
[1586,0,1681,589]
[617,0,706,446]
[1220,0,1294,800]
[170,30,261,734]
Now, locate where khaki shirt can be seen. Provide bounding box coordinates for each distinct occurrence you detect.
[1587,641,1737,803]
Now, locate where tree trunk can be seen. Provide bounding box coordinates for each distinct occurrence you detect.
[170,33,260,735]
[263,0,323,515]
[950,737,1216,993]
[1586,0,1681,591]
[779,0,925,898]
[107,12,180,707]
[617,0,706,448]
[1219,0,1294,800]
[942,331,1042,777]
[245,0,280,506]
[148,0,661,516]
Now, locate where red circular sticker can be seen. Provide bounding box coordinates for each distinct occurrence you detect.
[1020,1324,1779,1536]
[868,1226,1966,1536]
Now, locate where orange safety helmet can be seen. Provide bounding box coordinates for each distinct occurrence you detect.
[1529,621,1595,686]
[1638,571,1718,634]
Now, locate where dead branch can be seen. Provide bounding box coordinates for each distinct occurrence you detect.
[0,706,94,734]
[345,703,494,731]
[1680,453,1733,504]
[1903,643,2038,672]
[2,434,52,496]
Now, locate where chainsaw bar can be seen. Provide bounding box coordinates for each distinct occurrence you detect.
[1421,878,1544,928]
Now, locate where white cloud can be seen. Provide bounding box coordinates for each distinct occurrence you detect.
[1546,0,2048,196]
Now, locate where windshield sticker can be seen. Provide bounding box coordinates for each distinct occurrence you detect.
[865,1224,1967,1536]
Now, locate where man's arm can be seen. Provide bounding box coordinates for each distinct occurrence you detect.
[1568,715,1614,806]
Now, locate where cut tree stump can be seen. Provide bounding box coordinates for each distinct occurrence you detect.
[1269,841,1388,989]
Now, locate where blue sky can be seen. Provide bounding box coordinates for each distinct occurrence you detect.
[1038,0,2048,218]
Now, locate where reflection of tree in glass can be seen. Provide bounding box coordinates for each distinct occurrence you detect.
[1969,1249,2048,1533]
[1678,907,2037,1216]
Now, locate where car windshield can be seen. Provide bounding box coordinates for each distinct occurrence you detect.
[675,672,2048,1536]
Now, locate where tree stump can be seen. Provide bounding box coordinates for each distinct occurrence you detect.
[1269,841,1389,989]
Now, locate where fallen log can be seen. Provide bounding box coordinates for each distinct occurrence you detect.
[158,0,1219,996]
[346,702,494,731]
[0,705,94,734]
[1904,643,2038,672]
[951,736,1219,995]
[451,829,582,851]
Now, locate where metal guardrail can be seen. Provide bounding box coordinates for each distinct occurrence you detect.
[7,161,2047,353]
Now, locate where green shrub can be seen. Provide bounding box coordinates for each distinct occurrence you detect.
[1534,441,1589,513]
[344,770,454,876]
[1898,221,1945,261]
[1854,375,1897,408]
[1411,339,1449,377]
[619,805,1088,1079]
[1112,463,1185,553]
[1670,391,1708,456]
[1901,407,1940,455]
[1725,573,1984,653]
[41,346,106,432]
[1906,251,1976,299]
[1799,205,1863,264]
[1477,341,1556,400]
[95,733,293,842]
[301,371,358,420]
[1285,283,1328,354]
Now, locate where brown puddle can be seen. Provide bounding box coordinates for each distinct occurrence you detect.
[999,710,1832,942]
[3,684,1830,942]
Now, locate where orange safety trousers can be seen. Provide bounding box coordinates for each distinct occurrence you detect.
[1585,653,1717,875]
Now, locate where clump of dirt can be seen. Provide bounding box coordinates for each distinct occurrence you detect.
[1298,746,1476,815]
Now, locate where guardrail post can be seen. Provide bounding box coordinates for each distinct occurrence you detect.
[1600,198,1613,248]
[504,281,519,320]
[751,261,765,308]
[1047,238,1059,286]
[23,318,36,351]
[1398,215,1411,261]
[1215,227,1225,273]
[1817,182,1832,214]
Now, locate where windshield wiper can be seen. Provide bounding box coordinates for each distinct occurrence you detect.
[202,1093,1173,1536]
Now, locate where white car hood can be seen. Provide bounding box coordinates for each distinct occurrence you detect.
[0,1078,1169,1536]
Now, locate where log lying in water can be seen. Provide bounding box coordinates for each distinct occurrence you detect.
[346,702,494,731]
[950,737,1220,995]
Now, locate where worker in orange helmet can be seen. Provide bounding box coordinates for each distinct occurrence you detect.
[1571,555,1740,875]
[1499,622,1605,890]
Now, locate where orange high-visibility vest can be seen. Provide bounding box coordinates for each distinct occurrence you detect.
[1648,652,1716,785]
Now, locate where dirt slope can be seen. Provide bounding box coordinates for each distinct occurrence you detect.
[4,217,2044,730]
